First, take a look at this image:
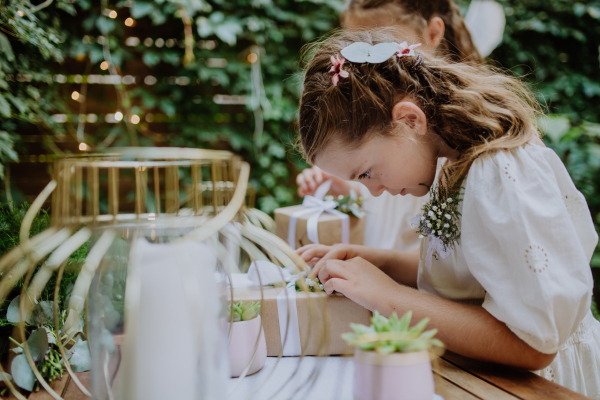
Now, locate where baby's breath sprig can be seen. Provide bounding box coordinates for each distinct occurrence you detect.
[412,172,463,255]
[295,276,324,292]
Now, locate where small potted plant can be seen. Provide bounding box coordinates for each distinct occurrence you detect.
[342,311,444,400]
[227,301,267,378]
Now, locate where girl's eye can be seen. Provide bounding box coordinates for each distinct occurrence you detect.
[358,169,371,180]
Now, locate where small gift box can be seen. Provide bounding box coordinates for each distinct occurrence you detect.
[229,261,372,357]
[231,286,371,357]
[275,180,366,249]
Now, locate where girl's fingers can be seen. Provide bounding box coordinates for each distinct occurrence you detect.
[305,170,317,190]
[318,259,348,284]
[312,246,351,277]
[298,246,330,263]
[323,277,349,295]
[296,244,320,255]
[314,168,324,186]
[296,174,308,196]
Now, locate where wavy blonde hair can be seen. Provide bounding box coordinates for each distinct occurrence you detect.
[298,30,542,185]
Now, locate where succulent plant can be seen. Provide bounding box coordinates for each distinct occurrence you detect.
[342,311,444,355]
[228,300,261,322]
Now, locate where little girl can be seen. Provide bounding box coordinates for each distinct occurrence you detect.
[297,30,600,398]
[297,0,482,253]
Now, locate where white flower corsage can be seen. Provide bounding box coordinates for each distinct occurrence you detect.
[410,178,462,274]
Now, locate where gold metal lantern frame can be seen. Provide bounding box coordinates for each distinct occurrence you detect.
[0,147,331,400]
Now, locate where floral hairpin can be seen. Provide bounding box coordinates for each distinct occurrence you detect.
[330,41,422,86]
[329,55,349,86]
[340,41,422,64]
[396,42,422,58]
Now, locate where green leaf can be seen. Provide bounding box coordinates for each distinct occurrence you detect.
[31,301,54,326]
[0,372,12,382]
[419,329,438,340]
[6,295,22,323]
[0,32,15,62]
[350,323,372,335]
[538,115,571,142]
[241,307,257,321]
[0,94,10,118]
[376,345,396,355]
[409,318,430,335]
[142,52,161,67]
[398,310,412,332]
[130,2,154,18]
[27,328,48,368]
[214,21,243,46]
[357,342,376,351]
[68,338,91,372]
[96,16,116,34]
[11,354,35,391]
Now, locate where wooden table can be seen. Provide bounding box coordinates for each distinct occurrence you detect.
[2,350,592,399]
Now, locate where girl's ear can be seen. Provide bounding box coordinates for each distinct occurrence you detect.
[392,101,428,136]
[425,16,445,48]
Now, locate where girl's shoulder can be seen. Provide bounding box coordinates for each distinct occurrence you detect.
[465,143,568,191]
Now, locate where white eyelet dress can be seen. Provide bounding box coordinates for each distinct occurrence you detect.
[417,144,600,399]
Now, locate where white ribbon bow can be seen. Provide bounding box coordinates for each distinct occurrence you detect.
[410,214,451,275]
[288,180,350,249]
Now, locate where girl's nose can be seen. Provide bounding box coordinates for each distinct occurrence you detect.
[365,183,386,197]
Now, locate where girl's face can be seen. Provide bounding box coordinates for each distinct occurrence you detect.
[313,101,449,198]
[315,131,438,198]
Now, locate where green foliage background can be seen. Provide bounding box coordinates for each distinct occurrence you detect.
[1,0,600,261]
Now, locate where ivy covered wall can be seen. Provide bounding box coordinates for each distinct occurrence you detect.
[1,0,600,216]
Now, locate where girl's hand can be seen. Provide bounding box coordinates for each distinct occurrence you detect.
[296,167,354,197]
[318,257,400,313]
[297,244,386,278]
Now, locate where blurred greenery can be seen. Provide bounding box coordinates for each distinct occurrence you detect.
[0,0,345,215]
[0,203,86,357]
[0,0,599,232]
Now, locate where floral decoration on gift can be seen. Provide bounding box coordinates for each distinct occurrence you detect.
[294,275,324,292]
[324,189,365,219]
[410,174,463,272]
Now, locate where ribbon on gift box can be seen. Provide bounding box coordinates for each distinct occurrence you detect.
[409,214,451,275]
[288,180,350,250]
[230,261,303,356]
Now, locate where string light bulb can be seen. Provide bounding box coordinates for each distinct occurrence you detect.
[114,111,124,121]
[130,115,140,124]
[79,142,88,151]
[71,91,80,101]
[125,17,135,26]
[247,53,258,63]
[17,10,24,17]
[108,10,117,18]
[100,61,109,70]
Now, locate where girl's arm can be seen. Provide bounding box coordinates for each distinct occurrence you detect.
[319,257,557,371]
[297,244,420,288]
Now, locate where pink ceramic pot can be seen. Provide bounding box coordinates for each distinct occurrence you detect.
[228,315,267,378]
[353,349,434,400]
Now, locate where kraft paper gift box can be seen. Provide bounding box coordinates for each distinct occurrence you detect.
[231,285,371,357]
[275,205,365,249]
[275,179,366,250]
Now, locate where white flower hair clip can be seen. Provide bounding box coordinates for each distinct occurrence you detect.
[340,41,422,64]
[329,41,422,86]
